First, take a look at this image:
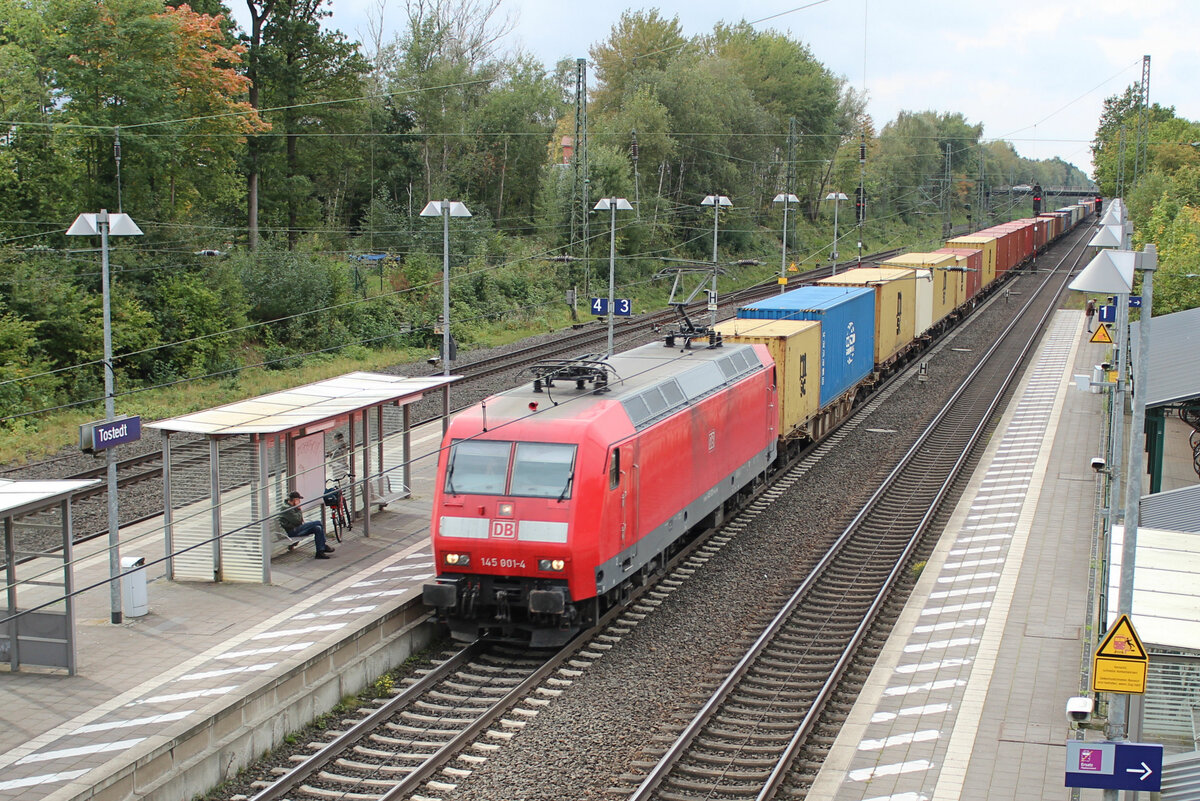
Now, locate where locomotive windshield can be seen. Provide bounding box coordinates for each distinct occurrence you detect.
[445,440,510,494]
[445,440,576,499]
[511,442,576,499]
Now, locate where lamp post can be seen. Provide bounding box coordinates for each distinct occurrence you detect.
[420,199,471,434]
[701,194,732,326]
[826,192,848,274]
[773,193,799,293]
[66,210,143,624]
[593,198,632,357]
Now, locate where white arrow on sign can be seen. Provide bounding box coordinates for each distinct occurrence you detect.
[1125,761,1154,781]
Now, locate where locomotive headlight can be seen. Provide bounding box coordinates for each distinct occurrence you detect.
[497,502,514,517]
[538,558,566,572]
[444,552,470,567]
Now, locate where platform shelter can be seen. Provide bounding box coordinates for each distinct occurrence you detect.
[147,372,458,583]
[1,478,100,673]
[1131,306,1200,492]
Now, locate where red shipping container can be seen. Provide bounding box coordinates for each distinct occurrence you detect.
[935,247,983,303]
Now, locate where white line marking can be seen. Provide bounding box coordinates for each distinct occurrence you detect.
[883,679,965,696]
[929,585,998,600]
[894,658,971,674]
[16,738,145,765]
[126,686,238,706]
[0,769,91,791]
[936,572,1001,584]
[849,759,932,781]
[947,545,1002,557]
[913,618,986,634]
[332,589,408,602]
[180,664,275,681]
[956,534,1011,544]
[71,711,194,735]
[871,703,952,723]
[943,557,1005,570]
[217,642,313,660]
[920,601,992,616]
[292,605,378,621]
[251,623,346,640]
[859,730,940,751]
[903,637,980,654]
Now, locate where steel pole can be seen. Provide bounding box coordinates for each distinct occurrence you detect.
[780,201,789,294]
[441,200,450,436]
[832,197,840,275]
[99,211,122,625]
[711,201,719,327]
[607,202,616,357]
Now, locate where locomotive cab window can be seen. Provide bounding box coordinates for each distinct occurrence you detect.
[510,442,577,499]
[609,448,620,490]
[445,439,511,495]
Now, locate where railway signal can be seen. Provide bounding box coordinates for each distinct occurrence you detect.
[1032,184,1043,215]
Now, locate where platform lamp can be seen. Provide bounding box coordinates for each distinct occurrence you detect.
[66,210,143,625]
[825,192,848,274]
[773,193,799,294]
[420,200,471,435]
[593,198,633,357]
[701,194,732,326]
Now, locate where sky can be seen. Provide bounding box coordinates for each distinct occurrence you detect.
[231,0,1200,178]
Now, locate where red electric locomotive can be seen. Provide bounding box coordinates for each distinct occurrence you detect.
[422,339,778,646]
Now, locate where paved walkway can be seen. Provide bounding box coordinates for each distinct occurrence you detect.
[809,310,1110,801]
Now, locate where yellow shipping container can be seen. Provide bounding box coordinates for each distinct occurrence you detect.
[713,318,821,439]
[879,252,958,332]
[946,235,997,288]
[818,267,917,365]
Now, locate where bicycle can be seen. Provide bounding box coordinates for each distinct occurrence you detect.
[323,480,351,542]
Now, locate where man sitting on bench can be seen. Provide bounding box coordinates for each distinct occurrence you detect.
[279,491,336,559]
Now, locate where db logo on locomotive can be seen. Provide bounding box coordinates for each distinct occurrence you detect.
[490,520,517,538]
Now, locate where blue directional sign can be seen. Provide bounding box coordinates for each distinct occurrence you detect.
[591,297,632,317]
[1129,295,1143,308]
[1065,741,1162,792]
[1097,305,1116,324]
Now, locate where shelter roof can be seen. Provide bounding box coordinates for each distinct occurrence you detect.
[1109,524,1200,651]
[147,372,459,436]
[0,478,102,518]
[1141,484,1200,532]
[1130,306,1200,407]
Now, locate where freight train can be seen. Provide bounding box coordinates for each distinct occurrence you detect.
[422,203,1096,646]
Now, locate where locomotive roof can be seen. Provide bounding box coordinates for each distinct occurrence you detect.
[487,340,767,431]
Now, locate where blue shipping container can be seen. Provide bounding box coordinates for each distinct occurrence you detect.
[738,285,876,406]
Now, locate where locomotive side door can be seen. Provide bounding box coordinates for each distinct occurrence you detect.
[616,441,638,562]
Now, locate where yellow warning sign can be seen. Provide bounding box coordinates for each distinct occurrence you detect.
[1096,615,1147,660]
[1090,324,1113,344]
[1092,615,1149,694]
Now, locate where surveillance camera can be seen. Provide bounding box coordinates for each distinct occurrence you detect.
[427,357,440,366]
[1066,696,1094,723]
[1100,362,1112,371]
[1091,457,1106,473]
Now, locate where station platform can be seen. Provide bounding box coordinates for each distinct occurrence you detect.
[807,308,1190,801]
[0,424,448,801]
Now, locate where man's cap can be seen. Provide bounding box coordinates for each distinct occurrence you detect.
[288,491,303,500]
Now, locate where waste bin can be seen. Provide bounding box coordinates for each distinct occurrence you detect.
[121,556,148,617]
[1091,365,1104,394]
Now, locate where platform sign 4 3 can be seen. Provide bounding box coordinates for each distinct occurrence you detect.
[591,297,632,316]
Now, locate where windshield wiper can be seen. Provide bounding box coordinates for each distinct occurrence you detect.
[557,474,574,502]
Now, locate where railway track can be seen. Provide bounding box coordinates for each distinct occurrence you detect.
[610,224,1096,801]
[229,239,1053,801]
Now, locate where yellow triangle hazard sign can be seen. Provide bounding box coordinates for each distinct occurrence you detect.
[1090,324,1113,344]
[1095,614,1148,660]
